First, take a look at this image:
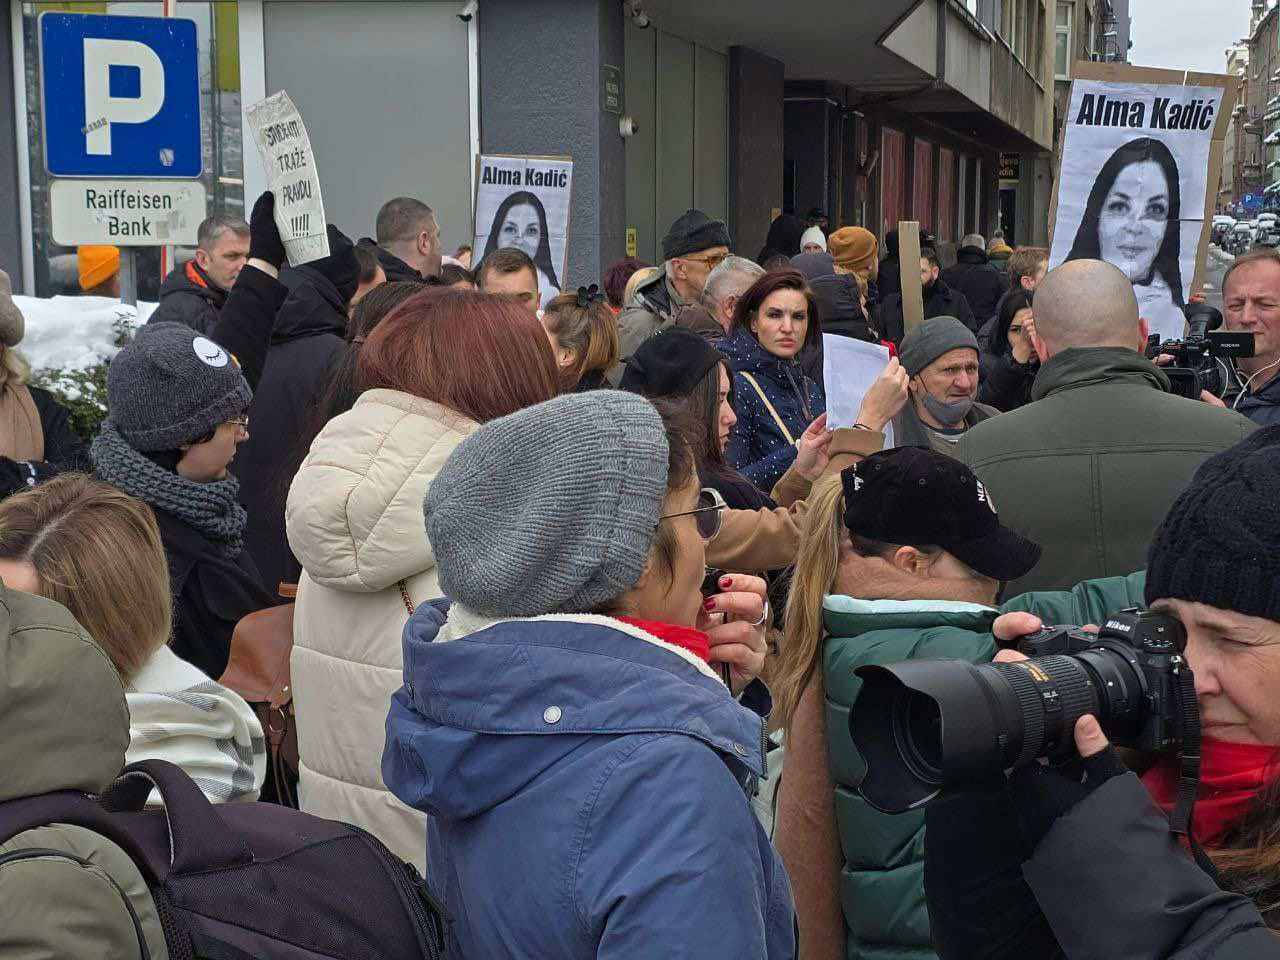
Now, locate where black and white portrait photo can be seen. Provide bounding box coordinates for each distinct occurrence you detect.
[1049,76,1225,342]
[473,155,573,310]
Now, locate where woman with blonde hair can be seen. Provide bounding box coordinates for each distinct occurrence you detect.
[771,448,1042,960]
[0,472,265,803]
[0,269,85,495]
[540,286,620,392]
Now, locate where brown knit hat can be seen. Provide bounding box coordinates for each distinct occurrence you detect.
[0,270,24,347]
[828,227,878,274]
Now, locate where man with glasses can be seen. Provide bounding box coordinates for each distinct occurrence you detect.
[614,209,731,383]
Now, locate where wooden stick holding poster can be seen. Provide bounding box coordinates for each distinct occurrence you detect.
[897,221,924,335]
[472,154,574,310]
[245,91,330,265]
[1046,62,1238,342]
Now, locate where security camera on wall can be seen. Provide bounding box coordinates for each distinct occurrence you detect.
[458,1,478,22]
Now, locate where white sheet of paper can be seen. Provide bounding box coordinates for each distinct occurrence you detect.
[822,334,894,447]
[245,91,330,265]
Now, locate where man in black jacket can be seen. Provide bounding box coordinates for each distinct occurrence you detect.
[234,227,361,594]
[942,233,1008,327]
[360,196,441,283]
[148,214,249,334]
[875,247,976,344]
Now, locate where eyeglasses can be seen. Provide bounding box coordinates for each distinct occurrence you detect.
[658,487,727,541]
[682,252,731,270]
[226,414,250,428]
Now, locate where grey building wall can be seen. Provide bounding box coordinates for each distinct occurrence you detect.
[0,9,23,291]
[480,0,625,287]
[728,47,783,259]
[1111,0,1132,62]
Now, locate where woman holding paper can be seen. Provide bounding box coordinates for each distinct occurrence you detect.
[1067,136,1186,340]
[722,271,828,492]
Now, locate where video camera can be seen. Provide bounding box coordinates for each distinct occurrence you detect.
[1145,302,1254,399]
[849,609,1196,814]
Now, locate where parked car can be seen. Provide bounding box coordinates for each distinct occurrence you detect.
[1212,215,1237,246]
[1229,222,1258,255]
[1255,214,1280,248]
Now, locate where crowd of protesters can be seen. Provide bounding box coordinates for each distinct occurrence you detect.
[1,190,1280,960]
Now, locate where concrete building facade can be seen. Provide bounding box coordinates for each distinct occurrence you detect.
[3,0,1064,296]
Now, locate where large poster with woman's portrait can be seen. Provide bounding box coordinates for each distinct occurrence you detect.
[1048,64,1235,343]
[472,154,573,309]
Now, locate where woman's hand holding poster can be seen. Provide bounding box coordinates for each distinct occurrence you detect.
[472,155,573,310]
[1048,64,1236,343]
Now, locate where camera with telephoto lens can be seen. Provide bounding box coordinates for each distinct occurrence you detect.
[1145,302,1255,399]
[850,609,1193,814]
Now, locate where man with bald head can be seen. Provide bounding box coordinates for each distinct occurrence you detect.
[955,259,1255,595]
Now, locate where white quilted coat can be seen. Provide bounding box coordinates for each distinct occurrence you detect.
[285,389,477,871]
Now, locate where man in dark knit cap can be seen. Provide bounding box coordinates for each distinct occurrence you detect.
[612,208,731,384]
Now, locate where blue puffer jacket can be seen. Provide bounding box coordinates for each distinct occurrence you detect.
[383,603,796,960]
[721,327,825,491]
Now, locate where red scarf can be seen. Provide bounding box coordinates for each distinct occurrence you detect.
[616,617,710,663]
[1142,736,1280,846]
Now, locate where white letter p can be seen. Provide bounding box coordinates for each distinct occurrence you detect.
[82,38,165,156]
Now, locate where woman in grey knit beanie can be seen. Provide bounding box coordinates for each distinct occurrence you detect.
[385,390,794,959]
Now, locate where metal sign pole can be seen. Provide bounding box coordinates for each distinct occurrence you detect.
[119,247,138,306]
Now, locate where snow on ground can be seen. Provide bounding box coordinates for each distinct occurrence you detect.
[14,295,156,372]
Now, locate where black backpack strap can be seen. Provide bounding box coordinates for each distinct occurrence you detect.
[101,760,252,874]
[0,789,162,885]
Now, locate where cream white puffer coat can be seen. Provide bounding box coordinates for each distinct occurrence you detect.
[285,388,477,871]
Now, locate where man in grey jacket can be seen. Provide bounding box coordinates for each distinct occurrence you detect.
[955,259,1255,595]
[612,209,730,382]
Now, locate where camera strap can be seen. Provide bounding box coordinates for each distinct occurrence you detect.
[1169,664,1221,883]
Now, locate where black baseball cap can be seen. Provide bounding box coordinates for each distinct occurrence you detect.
[841,447,1041,582]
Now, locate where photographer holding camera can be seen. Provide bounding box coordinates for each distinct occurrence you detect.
[905,427,1280,958]
[1221,249,1280,427]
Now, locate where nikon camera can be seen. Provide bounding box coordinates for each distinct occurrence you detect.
[850,609,1191,814]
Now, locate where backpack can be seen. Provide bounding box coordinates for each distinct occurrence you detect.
[0,759,446,959]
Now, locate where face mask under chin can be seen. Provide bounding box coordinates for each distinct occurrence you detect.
[917,386,973,426]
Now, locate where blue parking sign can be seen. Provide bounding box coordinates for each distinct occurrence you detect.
[39,12,201,178]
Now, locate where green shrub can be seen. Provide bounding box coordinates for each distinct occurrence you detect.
[29,313,135,444]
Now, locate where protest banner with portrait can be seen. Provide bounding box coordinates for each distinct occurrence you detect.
[472,155,573,309]
[1048,63,1236,342]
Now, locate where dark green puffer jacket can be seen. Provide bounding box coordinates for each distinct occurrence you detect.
[822,571,1147,960]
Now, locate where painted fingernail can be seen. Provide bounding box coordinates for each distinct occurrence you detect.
[703,597,717,611]
[719,576,732,589]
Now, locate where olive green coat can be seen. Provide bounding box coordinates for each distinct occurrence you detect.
[0,586,168,959]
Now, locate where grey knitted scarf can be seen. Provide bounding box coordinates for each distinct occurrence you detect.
[91,422,247,557]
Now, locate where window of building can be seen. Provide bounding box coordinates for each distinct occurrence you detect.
[19,2,243,298]
[1055,2,1072,79]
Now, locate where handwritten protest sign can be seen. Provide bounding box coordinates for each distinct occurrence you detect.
[246,91,329,265]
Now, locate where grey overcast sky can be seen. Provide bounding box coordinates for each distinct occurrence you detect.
[1128,0,1252,74]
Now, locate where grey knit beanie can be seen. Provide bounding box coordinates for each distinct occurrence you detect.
[425,391,670,617]
[899,315,979,377]
[106,322,252,451]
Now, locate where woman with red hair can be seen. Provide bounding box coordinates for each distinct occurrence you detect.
[285,288,560,869]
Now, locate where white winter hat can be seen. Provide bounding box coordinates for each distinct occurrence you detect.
[800,226,827,251]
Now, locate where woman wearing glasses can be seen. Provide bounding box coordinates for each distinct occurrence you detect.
[723,270,828,492]
[90,193,287,680]
[384,390,791,959]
